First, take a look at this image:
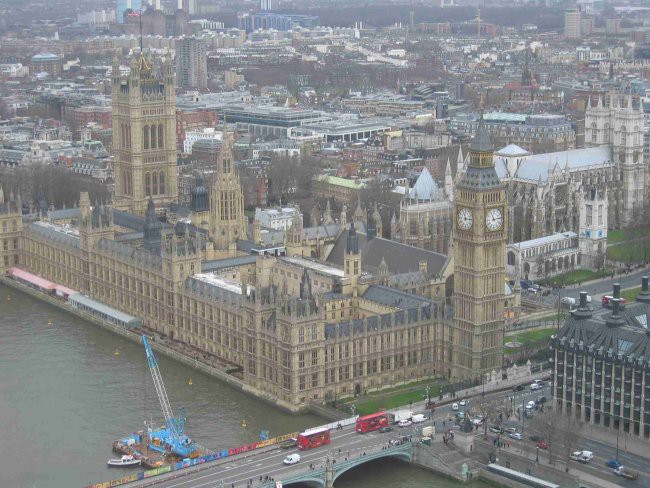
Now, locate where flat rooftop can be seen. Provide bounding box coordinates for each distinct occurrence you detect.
[281,256,345,278]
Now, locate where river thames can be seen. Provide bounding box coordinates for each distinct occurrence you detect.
[0,286,488,488]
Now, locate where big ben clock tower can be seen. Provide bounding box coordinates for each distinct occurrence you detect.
[452,112,507,380]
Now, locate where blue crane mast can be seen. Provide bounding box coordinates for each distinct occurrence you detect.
[142,335,196,458]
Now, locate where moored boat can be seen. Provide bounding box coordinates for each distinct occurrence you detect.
[107,454,141,467]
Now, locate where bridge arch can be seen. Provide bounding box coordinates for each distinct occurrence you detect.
[282,478,324,488]
[331,450,412,485]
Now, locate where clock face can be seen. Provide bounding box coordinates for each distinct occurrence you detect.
[485,208,503,231]
[457,208,473,230]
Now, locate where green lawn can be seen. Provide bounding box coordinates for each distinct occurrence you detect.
[539,268,612,287]
[608,228,650,244]
[339,379,446,416]
[504,327,556,356]
[607,241,650,264]
[621,287,641,303]
[505,327,556,345]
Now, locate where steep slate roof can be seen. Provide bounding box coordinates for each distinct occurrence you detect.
[556,300,650,358]
[515,146,612,181]
[326,229,450,277]
[408,167,440,200]
[363,285,433,309]
[495,144,529,157]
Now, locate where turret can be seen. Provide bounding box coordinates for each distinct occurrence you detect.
[344,222,361,297]
[143,196,162,252]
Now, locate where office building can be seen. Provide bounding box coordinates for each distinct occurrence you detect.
[565,8,582,40]
[176,37,207,91]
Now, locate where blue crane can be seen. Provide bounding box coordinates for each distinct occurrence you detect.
[142,335,196,458]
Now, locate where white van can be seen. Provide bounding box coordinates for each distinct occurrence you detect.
[412,414,426,423]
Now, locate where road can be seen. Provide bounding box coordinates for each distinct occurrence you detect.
[137,380,650,488]
[136,427,412,488]
[486,385,650,487]
[523,267,650,309]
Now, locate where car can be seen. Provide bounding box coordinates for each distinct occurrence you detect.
[512,384,525,392]
[530,383,542,391]
[398,419,413,428]
[606,459,622,469]
[279,438,297,449]
[504,427,518,434]
[537,440,549,450]
[535,396,547,405]
[451,403,459,411]
[283,454,301,465]
[570,451,582,461]
[379,426,393,433]
[526,401,536,409]
[459,399,469,406]
[529,435,542,442]
[489,426,503,434]
[508,432,523,440]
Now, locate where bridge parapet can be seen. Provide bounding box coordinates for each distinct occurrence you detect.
[260,441,413,488]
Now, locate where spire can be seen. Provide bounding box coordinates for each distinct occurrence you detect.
[323,199,334,225]
[346,222,359,255]
[627,94,633,110]
[470,110,494,152]
[445,157,454,201]
[456,145,464,166]
[0,185,4,205]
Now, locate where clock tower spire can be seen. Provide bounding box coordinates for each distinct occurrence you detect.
[451,108,507,380]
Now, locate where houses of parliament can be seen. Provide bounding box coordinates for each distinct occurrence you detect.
[0,54,506,407]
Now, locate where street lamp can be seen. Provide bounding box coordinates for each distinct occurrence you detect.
[536,446,539,463]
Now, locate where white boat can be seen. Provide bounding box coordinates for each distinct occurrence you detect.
[107,455,141,467]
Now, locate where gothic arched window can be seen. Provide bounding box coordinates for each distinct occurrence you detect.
[633,127,640,145]
[507,251,516,266]
[145,172,151,196]
[152,172,158,195]
[158,124,164,149]
[159,171,165,195]
[150,125,157,149]
[121,124,126,149]
[143,125,150,150]
[620,126,626,145]
[604,123,610,143]
[591,122,597,142]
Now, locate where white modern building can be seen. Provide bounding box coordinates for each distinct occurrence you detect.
[183,127,221,154]
[255,206,301,231]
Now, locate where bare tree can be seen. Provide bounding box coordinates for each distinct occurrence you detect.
[559,413,583,471]
[535,252,547,280]
[530,406,562,464]
[474,396,504,440]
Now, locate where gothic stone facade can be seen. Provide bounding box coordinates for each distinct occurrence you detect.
[112,56,179,216]
[10,200,450,406]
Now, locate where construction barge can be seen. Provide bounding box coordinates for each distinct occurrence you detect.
[110,335,211,469]
[112,427,211,469]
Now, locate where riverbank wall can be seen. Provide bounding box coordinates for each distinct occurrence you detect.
[1,278,304,414]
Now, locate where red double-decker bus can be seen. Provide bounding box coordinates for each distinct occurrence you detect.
[355,411,388,433]
[296,427,331,450]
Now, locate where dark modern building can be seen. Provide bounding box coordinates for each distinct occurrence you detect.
[237,12,319,33]
[551,279,650,439]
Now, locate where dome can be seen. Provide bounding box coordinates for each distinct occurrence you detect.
[191,176,209,212]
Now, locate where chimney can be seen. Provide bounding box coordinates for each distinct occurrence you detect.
[572,291,593,320]
[637,276,650,304]
[606,297,624,328]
